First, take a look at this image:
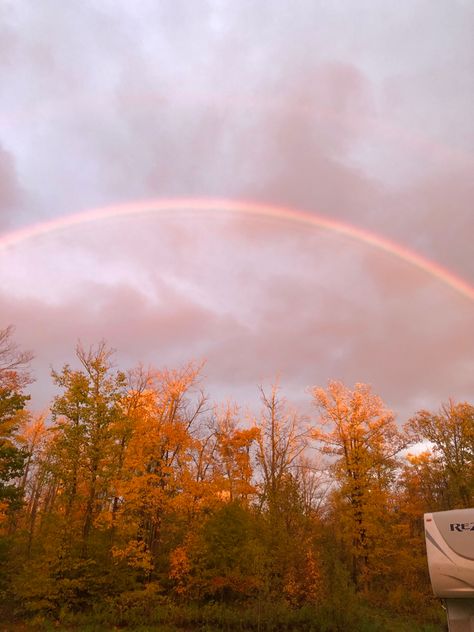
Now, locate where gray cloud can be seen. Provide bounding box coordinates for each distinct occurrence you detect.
[0,1,473,420]
[0,145,21,228]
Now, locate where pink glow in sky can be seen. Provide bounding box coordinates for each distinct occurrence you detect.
[0,1,473,420]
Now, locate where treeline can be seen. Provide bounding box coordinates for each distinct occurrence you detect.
[0,327,472,630]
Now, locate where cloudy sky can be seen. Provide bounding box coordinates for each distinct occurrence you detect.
[0,0,473,421]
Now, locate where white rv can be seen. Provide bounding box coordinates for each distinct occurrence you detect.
[424,508,474,632]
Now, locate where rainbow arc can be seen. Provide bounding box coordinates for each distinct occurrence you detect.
[0,197,473,302]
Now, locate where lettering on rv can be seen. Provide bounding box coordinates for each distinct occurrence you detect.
[449,522,474,532]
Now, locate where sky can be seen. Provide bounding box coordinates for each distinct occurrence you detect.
[0,0,473,422]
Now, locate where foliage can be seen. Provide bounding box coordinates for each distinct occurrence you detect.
[405,399,473,508]
[0,334,461,631]
[312,381,406,592]
[0,326,32,520]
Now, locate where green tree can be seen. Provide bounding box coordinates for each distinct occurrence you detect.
[181,502,264,602]
[0,326,33,522]
[0,387,28,517]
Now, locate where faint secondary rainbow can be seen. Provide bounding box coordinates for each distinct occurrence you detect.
[1,197,473,302]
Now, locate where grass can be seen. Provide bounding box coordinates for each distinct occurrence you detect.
[4,600,446,632]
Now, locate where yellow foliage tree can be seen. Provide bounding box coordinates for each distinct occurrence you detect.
[312,381,405,592]
[405,400,474,508]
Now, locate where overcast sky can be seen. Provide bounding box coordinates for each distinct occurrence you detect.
[0,1,473,421]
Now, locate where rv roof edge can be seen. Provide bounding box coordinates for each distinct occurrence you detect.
[424,508,474,632]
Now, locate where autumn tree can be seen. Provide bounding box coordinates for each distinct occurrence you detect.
[0,325,33,386]
[312,381,406,592]
[0,331,451,625]
[255,385,308,513]
[15,414,51,554]
[405,399,474,508]
[50,341,127,550]
[390,400,474,611]
[399,451,449,519]
[114,363,206,573]
[108,365,155,540]
[8,343,130,615]
[254,385,319,600]
[213,403,259,503]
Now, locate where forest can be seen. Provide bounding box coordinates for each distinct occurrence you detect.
[0,325,472,631]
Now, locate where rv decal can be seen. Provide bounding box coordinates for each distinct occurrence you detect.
[449,522,474,532]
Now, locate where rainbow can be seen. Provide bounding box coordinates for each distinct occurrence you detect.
[1,197,473,302]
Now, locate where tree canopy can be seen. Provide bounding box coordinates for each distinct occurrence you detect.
[0,329,466,630]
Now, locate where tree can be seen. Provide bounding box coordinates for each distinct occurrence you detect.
[15,414,51,554]
[0,325,33,387]
[116,364,206,563]
[0,326,33,524]
[255,384,308,514]
[50,341,127,551]
[312,381,405,592]
[405,399,474,508]
[0,388,28,521]
[213,403,258,503]
[253,385,318,599]
[175,502,264,602]
[109,365,154,540]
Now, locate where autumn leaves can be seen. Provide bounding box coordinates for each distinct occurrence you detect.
[0,329,472,623]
